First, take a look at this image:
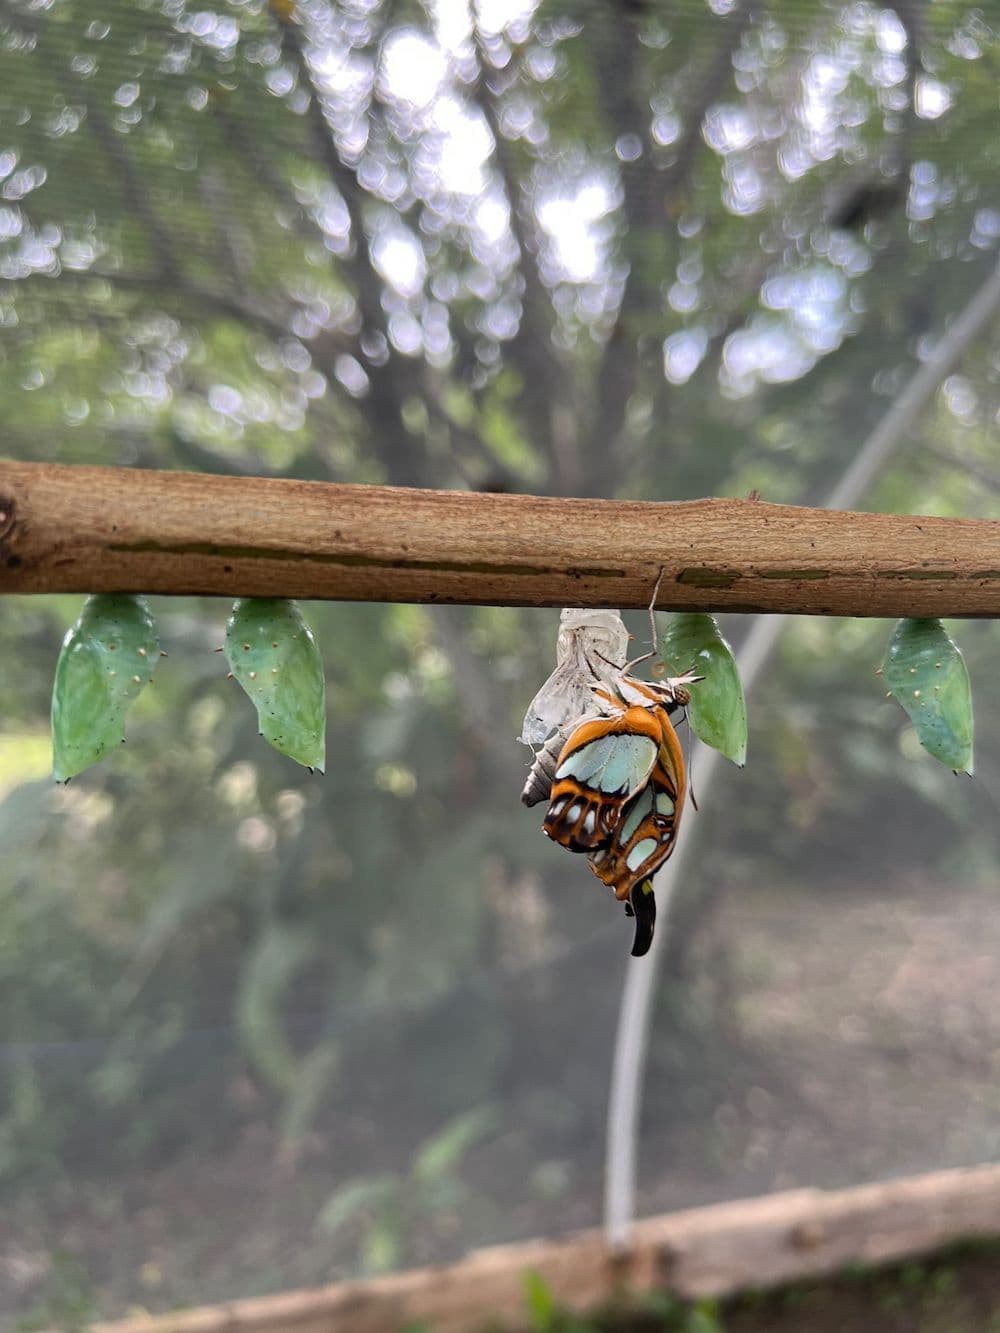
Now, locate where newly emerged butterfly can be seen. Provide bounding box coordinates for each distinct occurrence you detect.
[541,673,689,852]
[537,670,690,957]
[527,573,699,958]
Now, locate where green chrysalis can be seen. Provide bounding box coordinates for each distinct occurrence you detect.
[51,594,160,782]
[882,618,973,775]
[225,599,326,772]
[660,612,748,766]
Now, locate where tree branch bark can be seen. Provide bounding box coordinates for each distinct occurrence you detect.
[469,25,572,491]
[270,3,429,487]
[74,84,181,285]
[582,5,751,493]
[3,461,1000,615]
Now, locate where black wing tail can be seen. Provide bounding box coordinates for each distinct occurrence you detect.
[626,880,656,957]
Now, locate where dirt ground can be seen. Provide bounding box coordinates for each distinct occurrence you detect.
[626,875,1000,1228]
[5,877,1000,1328]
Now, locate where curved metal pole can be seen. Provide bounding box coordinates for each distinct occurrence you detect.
[603,257,1000,1246]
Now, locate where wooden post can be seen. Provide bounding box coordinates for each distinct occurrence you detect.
[88,1165,1000,1333]
[2,460,1000,615]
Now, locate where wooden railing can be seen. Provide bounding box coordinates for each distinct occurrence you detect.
[90,1165,1000,1333]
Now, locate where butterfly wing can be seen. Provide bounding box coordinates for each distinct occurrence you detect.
[586,705,686,901]
[542,706,662,852]
[624,880,656,957]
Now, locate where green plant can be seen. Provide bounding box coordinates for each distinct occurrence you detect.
[317,1106,498,1274]
[522,1271,604,1332]
[14,1252,95,1333]
[681,1299,725,1333]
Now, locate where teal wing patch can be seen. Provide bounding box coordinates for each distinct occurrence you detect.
[554,733,656,797]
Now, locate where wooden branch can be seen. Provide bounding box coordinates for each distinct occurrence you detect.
[2,461,1000,615]
[90,1164,1000,1333]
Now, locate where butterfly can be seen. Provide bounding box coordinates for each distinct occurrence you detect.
[535,670,690,956]
[586,684,685,957]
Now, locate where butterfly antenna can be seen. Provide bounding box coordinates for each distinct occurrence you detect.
[589,645,616,671]
[621,648,655,674]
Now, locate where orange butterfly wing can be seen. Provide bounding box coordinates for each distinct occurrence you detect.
[542,705,664,853]
[586,705,686,901]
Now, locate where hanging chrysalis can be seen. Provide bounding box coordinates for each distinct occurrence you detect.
[882,618,973,774]
[51,594,160,782]
[660,612,747,766]
[519,607,629,748]
[225,599,326,771]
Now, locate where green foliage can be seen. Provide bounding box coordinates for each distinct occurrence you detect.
[13,1251,96,1332]
[317,1107,498,1275]
[236,921,319,1093]
[660,615,747,767]
[523,1270,559,1329]
[225,599,326,771]
[520,1275,725,1333]
[50,595,160,781]
[882,619,974,774]
[412,1106,498,1184]
[681,1301,725,1333]
[522,1272,602,1333]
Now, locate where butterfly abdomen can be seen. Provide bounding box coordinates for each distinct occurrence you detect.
[521,725,572,808]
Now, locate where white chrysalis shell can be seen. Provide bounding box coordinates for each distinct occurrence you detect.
[518,607,629,747]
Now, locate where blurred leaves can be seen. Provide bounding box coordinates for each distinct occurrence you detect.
[317,1173,398,1242]
[523,1271,559,1330]
[236,922,318,1094]
[412,1106,499,1184]
[317,1106,497,1274]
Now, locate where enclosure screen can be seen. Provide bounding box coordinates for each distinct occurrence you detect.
[1,0,999,1326]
